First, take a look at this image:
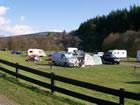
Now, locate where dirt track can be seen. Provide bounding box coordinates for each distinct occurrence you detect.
[0,95,20,105]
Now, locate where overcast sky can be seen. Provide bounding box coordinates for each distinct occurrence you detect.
[0,0,140,36]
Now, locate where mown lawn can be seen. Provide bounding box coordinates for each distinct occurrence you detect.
[0,51,140,105]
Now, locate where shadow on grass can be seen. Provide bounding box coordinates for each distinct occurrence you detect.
[125,61,138,63]
[36,63,48,65]
[0,73,85,105]
[126,81,140,84]
[121,60,138,63]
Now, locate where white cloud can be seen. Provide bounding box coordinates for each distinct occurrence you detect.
[20,16,25,21]
[0,17,9,25]
[48,29,63,32]
[0,6,9,15]
[0,6,38,36]
[9,25,37,35]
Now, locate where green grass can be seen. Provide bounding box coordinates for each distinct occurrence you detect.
[0,75,84,105]
[0,51,140,105]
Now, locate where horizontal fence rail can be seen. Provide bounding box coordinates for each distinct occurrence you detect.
[0,66,52,89]
[0,59,139,105]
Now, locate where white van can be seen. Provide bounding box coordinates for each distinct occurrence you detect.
[27,49,46,57]
[52,52,79,67]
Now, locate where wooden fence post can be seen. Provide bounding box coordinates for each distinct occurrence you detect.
[16,63,19,79]
[51,72,55,94]
[119,88,124,105]
[48,54,53,69]
[134,66,136,73]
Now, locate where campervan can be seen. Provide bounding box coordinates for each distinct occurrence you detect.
[27,49,46,57]
[52,52,79,67]
[108,50,127,58]
[137,50,140,61]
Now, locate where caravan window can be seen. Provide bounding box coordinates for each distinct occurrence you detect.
[29,51,33,53]
[117,52,119,54]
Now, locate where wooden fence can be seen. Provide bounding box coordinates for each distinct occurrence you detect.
[0,59,139,105]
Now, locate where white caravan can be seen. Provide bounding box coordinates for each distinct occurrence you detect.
[27,49,46,57]
[52,52,79,67]
[66,47,78,53]
[137,50,140,61]
[108,50,127,58]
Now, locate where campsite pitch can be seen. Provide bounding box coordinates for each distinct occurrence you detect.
[0,51,139,105]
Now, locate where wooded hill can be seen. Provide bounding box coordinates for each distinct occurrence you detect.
[0,31,80,51]
[76,5,140,56]
[0,5,140,56]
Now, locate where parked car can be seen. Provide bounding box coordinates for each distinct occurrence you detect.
[11,50,22,55]
[102,52,120,64]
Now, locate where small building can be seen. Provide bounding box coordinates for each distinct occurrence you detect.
[108,50,127,58]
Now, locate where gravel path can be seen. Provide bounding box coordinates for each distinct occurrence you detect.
[0,95,20,105]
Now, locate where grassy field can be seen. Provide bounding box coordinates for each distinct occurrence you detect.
[0,51,140,105]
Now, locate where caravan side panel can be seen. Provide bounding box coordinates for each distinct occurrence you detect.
[67,47,78,53]
[109,50,127,58]
[27,49,46,57]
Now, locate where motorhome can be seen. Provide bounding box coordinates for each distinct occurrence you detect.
[52,52,79,67]
[27,49,46,57]
[108,50,127,58]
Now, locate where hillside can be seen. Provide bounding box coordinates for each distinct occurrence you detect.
[0,31,80,51]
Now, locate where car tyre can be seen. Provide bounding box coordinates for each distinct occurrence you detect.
[117,62,120,64]
[64,62,68,67]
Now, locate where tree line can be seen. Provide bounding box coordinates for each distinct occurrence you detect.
[75,5,140,56]
[0,32,80,51]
